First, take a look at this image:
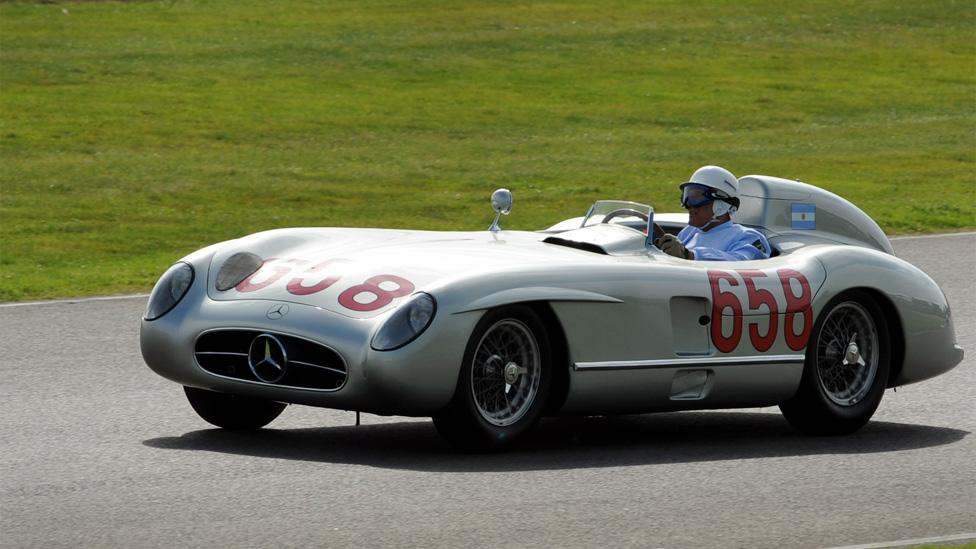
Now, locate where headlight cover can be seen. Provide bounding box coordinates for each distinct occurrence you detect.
[370,292,436,351]
[144,262,195,321]
[215,252,263,291]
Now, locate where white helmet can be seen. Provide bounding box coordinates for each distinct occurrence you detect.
[679,165,740,216]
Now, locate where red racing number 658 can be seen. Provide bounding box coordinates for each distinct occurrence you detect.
[708,269,812,353]
[234,257,416,312]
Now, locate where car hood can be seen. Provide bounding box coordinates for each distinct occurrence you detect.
[205,227,615,317]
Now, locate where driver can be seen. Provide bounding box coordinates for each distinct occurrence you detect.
[656,166,771,261]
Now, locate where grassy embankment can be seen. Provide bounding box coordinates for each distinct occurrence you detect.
[1,0,973,301]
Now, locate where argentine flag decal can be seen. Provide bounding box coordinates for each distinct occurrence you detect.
[791,203,816,230]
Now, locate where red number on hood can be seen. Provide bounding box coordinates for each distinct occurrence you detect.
[338,274,415,312]
[286,259,349,296]
[236,258,307,293]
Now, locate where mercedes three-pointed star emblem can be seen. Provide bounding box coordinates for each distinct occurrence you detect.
[248,333,288,384]
[266,303,289,320]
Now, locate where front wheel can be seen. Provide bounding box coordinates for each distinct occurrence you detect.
[780,291,890,435]
[432,305,552,452]
[184,386,286,430]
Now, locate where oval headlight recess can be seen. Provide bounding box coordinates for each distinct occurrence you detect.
[215,252,263,291]
[144,262,195,321]
[370,292,437,351]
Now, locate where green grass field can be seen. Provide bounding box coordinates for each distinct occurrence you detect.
[1,0,974,301]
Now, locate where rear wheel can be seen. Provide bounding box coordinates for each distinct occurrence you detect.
[183,386,286,430]
[432,305,552,452]
[780,291,890,435]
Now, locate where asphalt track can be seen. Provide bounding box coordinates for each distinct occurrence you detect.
[1,233,973,549]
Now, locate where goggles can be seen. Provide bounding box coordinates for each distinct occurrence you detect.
[680,183,717,209]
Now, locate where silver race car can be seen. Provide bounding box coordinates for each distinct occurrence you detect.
[140,176,964,451]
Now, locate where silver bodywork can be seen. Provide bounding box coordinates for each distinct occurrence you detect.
[141,176,964,417]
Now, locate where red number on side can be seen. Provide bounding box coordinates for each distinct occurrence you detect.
[338,274,415,312]
[777,269,812,351]
[707,270,743,353]
[286,259,348,296]
[740,270,779,352]
[236,258,307,293]
[707,268,813,353]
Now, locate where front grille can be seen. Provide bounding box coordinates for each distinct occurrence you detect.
[194,329,347,391]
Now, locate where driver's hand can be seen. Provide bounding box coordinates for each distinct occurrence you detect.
[656,234,693,259]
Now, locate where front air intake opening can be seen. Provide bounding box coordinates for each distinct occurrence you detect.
[194,329,347,391]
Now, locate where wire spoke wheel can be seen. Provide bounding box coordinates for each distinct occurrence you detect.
[433,305,552,451]
[780,291,890,436]
[814,301,879,407]
[469,319,542,427]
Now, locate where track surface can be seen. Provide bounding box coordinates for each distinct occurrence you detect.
[2,234,973,548]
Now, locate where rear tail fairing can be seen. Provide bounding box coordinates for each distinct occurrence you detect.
[736,176,894,255]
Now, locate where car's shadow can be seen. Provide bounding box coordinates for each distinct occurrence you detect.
[143,411,969,472]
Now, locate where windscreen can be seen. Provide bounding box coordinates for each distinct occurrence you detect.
[580,200,652,229]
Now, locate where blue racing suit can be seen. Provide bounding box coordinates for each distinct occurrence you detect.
[677,221,771,261]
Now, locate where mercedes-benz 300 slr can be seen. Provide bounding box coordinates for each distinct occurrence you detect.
[140,176,963,451]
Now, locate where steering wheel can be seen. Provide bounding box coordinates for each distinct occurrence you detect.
[600,208,648,224]
[600,209,666,241]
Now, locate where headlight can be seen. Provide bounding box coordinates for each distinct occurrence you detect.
[215,252,263,291]
[144,262,195,321]
[370,292,436,351]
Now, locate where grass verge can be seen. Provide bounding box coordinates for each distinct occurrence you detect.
[1,0,974,301]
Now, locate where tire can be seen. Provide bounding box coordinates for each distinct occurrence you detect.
[432,305,552,452]
[780,290,890,435]
[183,386,286,430]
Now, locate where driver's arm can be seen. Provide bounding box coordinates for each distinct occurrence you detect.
[691,233,771,261]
